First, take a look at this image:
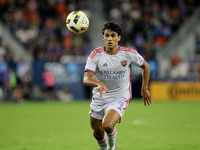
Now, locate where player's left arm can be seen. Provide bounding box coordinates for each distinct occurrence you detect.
[140,61,152,106]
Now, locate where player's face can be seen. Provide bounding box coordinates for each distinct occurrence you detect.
[103,29,121,52]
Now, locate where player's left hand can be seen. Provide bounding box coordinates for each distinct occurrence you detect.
[141,88,152,106]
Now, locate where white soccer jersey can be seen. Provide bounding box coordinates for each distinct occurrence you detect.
[85,46,145,110]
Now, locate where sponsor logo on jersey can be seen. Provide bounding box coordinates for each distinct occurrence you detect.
[120,60,127,67]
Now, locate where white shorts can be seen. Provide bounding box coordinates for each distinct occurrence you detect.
[89,100,130,121]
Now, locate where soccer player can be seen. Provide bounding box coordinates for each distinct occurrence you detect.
[83,21,152,150]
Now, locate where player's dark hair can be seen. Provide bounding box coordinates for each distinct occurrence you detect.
[102,21,122,36]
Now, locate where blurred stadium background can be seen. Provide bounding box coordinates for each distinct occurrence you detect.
[0,0,200,101]
[1,1,200,150]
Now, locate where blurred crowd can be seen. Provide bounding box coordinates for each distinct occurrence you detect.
[0,44,32,101]
[0,43,75,102]
[104,0,200,62]
[0,0,89,101]
[0,0,91,61]
[0,0,200,101]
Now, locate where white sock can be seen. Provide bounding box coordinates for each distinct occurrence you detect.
[97,134,108,150]
[107,127,117,150]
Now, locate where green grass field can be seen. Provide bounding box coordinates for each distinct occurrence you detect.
[0,100,200,150]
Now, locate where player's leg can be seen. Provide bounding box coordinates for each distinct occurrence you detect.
[90,116,108,150]
[102,109,120,150]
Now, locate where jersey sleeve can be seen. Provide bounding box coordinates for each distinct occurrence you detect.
[84,56,97,74]
[130,50,145,67]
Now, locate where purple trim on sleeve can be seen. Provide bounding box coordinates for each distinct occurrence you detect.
[85,69,95,74]
[140,59,145,67]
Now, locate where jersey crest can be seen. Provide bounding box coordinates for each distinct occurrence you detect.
[120,60,127,67]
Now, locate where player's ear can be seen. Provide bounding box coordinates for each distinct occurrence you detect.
[118,35,121,41]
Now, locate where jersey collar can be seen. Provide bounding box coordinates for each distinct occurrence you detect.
[104,46,119,55]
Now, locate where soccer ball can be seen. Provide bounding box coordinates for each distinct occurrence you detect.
[66,10,89,34]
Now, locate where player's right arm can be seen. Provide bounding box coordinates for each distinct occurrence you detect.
[83,71,109,98]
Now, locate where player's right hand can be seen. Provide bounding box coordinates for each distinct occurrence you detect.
[97,82,109,98]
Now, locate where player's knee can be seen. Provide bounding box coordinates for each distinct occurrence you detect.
[102,121,114,133]
[93,129,104,140]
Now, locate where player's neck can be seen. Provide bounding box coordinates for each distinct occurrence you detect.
[106,47,118,55]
